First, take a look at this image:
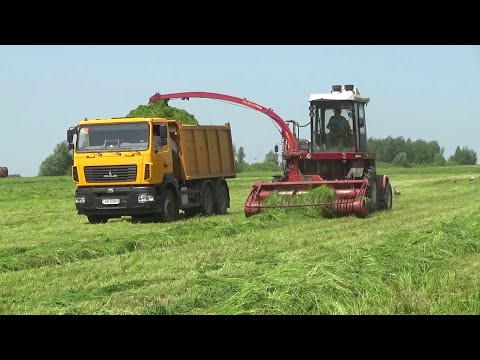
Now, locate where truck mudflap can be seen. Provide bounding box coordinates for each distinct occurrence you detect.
[75,186,160,216]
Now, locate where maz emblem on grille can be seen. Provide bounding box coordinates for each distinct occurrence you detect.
[103,171,118,178]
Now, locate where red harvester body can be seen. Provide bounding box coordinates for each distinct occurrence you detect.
[148,85,392,218]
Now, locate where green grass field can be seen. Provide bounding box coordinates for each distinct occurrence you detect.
[0,165,479,314]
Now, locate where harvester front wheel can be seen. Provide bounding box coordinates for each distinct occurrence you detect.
[365,167,378,211]
[379,182,393,210]
[214,181,229,215]
[159,189,179,222]
[201,184,214,216]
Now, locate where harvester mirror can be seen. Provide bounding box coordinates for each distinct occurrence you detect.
[68,143,74,151]
[274,145,279,153]
[359,118,365,128]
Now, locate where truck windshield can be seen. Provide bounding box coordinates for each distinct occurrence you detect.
[77,123,150,152]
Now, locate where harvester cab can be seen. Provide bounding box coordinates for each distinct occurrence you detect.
[280,85,372,180]
[148,86,393,219]
[296,84,368,154]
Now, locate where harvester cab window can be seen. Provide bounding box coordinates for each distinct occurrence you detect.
[355,103,367,152]
[310,102,356,152]
[325,108,353,151]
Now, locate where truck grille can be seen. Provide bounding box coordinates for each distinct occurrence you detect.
[84,165,137,183]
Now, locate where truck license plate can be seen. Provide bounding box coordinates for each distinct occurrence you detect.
[102,198,120,205]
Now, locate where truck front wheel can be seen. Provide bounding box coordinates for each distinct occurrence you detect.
[159,189,179,222]
[87,215,109,224]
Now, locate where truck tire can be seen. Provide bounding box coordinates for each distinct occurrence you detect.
[87,215,109,224]
[159,189,179,222]
[131,215,156,223]
[201,183,214,216]
[214,181,229,215]
[183,208,200,217]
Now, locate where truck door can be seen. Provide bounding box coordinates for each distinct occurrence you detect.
[153,124,173,178]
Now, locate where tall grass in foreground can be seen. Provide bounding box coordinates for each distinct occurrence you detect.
[0,165,479,314]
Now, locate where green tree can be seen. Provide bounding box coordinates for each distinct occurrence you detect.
[264,150,278,164]
[392,152,410,167]
[128,99,198,125]
[237,146,246,165]
[233,146,249,172]
[433,153,446,166]
[368,136,449,166]
[39,141,73,176]
[448,146,477,165]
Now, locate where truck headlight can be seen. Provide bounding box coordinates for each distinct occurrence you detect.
[75,196,86,204]
[138,194,155,203]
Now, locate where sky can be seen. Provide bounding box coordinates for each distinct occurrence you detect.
[0,45,479,177]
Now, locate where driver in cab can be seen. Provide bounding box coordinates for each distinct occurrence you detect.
[326,108,352,148]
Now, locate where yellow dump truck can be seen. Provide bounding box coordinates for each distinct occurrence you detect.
[66,117,236,224]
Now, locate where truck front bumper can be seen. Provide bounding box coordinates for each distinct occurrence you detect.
[75,186,159,216]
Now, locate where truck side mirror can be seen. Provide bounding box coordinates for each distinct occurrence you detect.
[154,124,169,148]
[159,124,168,139]
[67,128,74,144]
[274,145,279,153]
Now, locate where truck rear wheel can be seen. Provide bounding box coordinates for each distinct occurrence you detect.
[201,184,214,216]
[214,181,229,214]
[159,189,179,222]
[87,215,109,224]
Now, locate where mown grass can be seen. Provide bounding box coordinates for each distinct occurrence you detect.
[0,165,479,314]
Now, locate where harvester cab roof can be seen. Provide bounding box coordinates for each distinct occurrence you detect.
[309,84,370,103]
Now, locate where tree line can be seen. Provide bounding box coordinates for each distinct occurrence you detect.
[368,136,477,167]
[232,145,280,173]
[38,137,477,177]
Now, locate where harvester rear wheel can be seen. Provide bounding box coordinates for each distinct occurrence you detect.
[379,182,393,210]
[214,181,229,215]
[159,189,179,222]
[365,167,378,212]
[201,184,214,216]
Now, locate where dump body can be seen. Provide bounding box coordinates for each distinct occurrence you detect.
[177,124,235,180]
[68,117,236,223]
